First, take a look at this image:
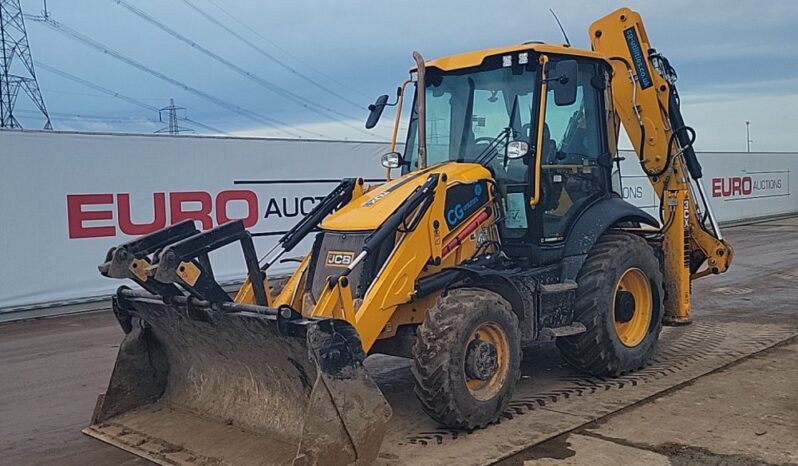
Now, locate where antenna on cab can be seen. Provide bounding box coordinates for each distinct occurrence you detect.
[549,9,571,47]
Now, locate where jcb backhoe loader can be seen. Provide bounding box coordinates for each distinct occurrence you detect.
[85,7,732,465]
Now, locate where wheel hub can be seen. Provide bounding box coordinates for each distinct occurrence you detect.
[613,268,654,348]
[614,290,636,323]
[465,339,498,381]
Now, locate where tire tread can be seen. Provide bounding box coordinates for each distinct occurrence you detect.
[557,232,664,376]
[412,288,520,429]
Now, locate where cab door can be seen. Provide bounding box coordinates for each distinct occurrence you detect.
[535,59,610,244]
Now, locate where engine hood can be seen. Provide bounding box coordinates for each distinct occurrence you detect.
[320,162,492,232]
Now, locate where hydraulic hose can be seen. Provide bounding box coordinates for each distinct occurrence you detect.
[667,90,702,179]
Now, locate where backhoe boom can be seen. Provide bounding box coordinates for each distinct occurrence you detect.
[590,8,733,323]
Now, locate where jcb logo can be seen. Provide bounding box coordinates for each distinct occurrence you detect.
[326,251,354,268]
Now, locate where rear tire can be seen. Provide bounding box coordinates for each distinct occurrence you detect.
[556,232,664,376]
[412,288,521,429]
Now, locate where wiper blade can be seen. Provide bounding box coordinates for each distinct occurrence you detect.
[474,127,511,166]
[474,95,521,167]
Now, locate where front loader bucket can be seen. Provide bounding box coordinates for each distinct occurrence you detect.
[84,289,391,465]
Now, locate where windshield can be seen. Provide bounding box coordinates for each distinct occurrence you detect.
[405,55,537,180]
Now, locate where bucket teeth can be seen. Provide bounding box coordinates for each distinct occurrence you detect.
[90,205,390,465]
[85,291,390,465]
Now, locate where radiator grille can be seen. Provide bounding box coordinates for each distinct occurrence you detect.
[310,231,371,301]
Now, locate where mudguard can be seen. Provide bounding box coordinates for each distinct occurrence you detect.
[560,196,658,281]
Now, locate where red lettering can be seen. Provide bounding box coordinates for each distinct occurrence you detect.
[68,189,263,239]
[67,194,116,239]
[731,176,743,196]
[712,177,755,198]
[741,176,752,195]
[712,178,722,197]
[118,193,167,236]
[722,178,732,196]
[169,191,213,230]
[215,190,258,228]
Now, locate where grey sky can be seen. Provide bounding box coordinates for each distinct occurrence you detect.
[13,0,798,151]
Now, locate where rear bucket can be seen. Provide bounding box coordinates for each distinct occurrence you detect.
[84,290,391,465]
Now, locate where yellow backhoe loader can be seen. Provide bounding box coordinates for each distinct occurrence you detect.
[85,7,732,465]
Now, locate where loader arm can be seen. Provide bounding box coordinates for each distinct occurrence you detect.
[276,163,498,351]
[590,8,733,323]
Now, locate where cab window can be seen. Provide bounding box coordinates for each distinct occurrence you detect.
[404,59,537,177]
[539,61,605,242]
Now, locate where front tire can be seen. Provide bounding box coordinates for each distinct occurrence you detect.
[412,288,521,429]
[557,232,664,376]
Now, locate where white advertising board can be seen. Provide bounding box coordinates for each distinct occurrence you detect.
[0,130,386,311]
[1,130,795,312]
[617,150,797,223]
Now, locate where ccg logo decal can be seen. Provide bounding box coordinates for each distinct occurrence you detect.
[325,251,355,268]
[444,181,488,229]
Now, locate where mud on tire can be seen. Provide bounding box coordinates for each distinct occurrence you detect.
[556,231,664,376]
[412,288,521,429]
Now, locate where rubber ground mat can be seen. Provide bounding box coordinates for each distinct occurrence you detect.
[364,320,798,465]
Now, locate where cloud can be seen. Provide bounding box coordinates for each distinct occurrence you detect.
[22,0,798,150]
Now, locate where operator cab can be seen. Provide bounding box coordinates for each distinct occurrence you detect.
[393,46,616,265]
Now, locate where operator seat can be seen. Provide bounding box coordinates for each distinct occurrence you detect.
[540,123,558,165]
[538,124,562,212]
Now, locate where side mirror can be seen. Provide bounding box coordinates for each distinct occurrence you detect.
[365,94,389,129]
[381,151,403,169]
[552,60,578,106]
[505,140,529,159]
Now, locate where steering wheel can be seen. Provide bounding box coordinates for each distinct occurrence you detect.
[474,137,500,145]
[471,137,506,173]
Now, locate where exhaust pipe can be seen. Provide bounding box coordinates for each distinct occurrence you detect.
[412,51,427,168]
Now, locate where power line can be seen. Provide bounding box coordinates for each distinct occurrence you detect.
[28,16,327,139]
[114,1,367,130]
[116,0,350,121]
[40,87,120,98]
[204,0,370,100]
[36,61,227,135]
[16,108,156,123]
[113,0,382,140]
[178,0,365,110]
[37,62,157,111]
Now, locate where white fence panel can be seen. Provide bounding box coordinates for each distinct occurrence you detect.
[1,130,795,311]
[0,130,386,310]
[618,150,797,223]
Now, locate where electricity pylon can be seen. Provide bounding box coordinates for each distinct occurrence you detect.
[0,0,51,129]
[156,98,193,135]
